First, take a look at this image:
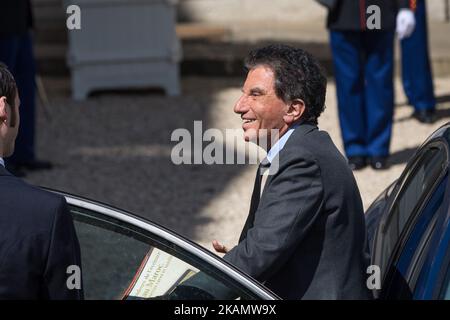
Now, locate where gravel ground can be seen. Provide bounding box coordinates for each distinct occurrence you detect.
[24,75,450,251]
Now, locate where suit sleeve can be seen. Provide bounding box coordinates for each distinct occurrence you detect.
[43,197,84,300]
[224,149,324,282]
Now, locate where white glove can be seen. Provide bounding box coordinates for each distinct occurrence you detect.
[396,9,416,40]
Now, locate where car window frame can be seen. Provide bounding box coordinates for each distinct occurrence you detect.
[410,200,450,300]
[71,206,250,300]
[408,200,443,291]
[47,189,280,300]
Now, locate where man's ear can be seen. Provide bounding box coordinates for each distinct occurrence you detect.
[283,99,305,125]
[0,96,8,123]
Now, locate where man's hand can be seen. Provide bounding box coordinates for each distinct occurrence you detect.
[212,240,229,254]
[396,9,416,40]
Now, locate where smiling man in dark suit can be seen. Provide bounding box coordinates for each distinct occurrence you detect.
[0,64,83,299]
[213,45,372,299]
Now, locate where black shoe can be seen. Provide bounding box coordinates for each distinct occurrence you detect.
[412,109,436,124]
[5,163,26,177]
[370,157,389,170]
[14,159,53,171]
[348,156,367,171]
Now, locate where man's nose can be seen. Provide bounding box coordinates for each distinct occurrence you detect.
[234,95,247,114]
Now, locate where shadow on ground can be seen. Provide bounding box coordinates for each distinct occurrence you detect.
[389,146,418,166]
[395,93,450,123]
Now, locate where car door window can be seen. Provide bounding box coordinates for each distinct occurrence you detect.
[70,204,266,300]
[408,175,448,293]
[377,146,447,279]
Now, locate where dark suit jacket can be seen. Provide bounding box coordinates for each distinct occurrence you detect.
[0,0,33,37]
[0,165,83,299]
[224,123,372,299]
[322,0,410,31]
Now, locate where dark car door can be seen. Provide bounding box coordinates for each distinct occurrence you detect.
[371,141,449,299]
[53,192,278,300]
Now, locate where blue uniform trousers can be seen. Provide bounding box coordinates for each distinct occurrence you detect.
[330,30,395,158]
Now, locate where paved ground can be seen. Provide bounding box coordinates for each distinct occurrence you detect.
[23,74,450,251]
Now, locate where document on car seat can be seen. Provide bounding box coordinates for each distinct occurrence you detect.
[122,247,199,299]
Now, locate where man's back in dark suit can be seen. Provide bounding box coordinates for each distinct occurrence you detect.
[0,165,83,299]
[0,63,82,299]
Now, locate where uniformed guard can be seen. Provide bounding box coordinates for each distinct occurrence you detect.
[318,0,415,170]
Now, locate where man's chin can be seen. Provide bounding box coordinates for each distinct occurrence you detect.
[243,128,258,143]
[243,132,257,144]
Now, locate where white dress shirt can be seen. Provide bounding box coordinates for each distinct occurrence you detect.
[266,123,300,164]
[260,123,300,196]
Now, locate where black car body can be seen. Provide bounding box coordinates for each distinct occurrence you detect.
[366,123,450,299]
